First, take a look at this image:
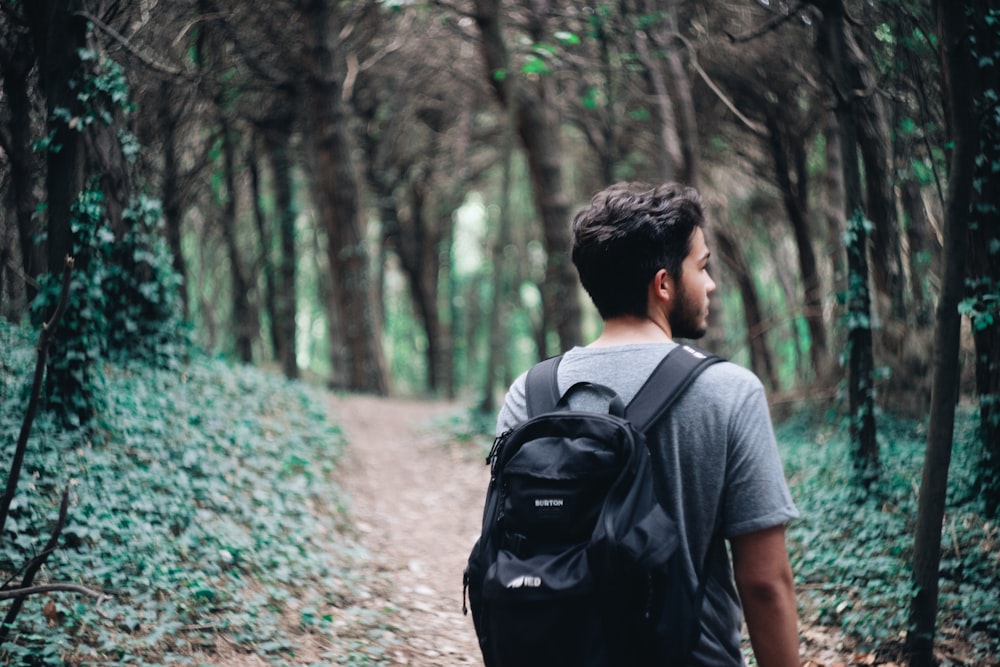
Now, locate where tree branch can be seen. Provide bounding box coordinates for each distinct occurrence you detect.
[726,2,810,43]
[0,583,108,602]
[0,486,97,640]
[0,257,74,539]
[75,9,185,76]
[674,33,768,136]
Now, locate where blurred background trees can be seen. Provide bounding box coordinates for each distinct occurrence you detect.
[3,0,997,482]
[2,0,996,475]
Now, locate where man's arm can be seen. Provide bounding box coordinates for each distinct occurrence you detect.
[730,524,800,667]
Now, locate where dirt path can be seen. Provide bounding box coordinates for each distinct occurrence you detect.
[326,393,858,667]
[330,394,488,666]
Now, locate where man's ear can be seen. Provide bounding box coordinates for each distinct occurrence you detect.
[650,268,673,307]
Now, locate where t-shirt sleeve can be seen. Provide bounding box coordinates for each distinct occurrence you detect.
[495,371,530,436]
[722,382,799,538]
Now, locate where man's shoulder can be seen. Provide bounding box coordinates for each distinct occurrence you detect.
[698,356,764,389]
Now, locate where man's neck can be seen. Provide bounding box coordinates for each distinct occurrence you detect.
[588,316,673,348]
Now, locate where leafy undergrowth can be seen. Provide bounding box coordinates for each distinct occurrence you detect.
[0,321,390,666]
[779,406,999,665]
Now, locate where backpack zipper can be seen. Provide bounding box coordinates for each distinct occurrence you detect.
[486,429,510,474]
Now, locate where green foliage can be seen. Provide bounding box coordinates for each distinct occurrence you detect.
[780,408,999,662]
[1,322,387,665]
[30,36,185,426]
[101,196,186,366]
[30,189,186,426]
[959,277,1000,332]
[35,49,136,155]
[76,48,135,122]
[31,189,111,426]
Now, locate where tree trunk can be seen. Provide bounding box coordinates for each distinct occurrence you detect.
[482,88,517,414]
[392,182,446,394]
[765,115,831,381]
[632,24,682,183]
[908,2,978,663]
[851,59,906,320]
[814,0,879,488]
[219,121,255,363]
[24,0,93,422]
[0,207,25,321]
[264,127,299,380]
[1,23,43,303]
[299,0,387,394]
[964,2,1000,518]
[27,0,87,276]
[715,225,779,391]
[158,80,190,323]
[660,0,699,186]
[822,121,846,304]
[473,0,582,356]
[900,178,934,327]
[249,139,280,365]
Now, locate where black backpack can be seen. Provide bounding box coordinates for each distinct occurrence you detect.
[462,344,722,667]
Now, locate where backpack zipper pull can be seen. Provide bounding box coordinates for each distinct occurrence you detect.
[486,430,509,466]
[462,570,470,615]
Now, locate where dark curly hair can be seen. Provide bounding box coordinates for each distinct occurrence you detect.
[570,182,704,320]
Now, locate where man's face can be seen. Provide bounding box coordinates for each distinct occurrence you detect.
[669,227,717,339]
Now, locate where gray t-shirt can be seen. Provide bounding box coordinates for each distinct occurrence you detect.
[496,343,799,666]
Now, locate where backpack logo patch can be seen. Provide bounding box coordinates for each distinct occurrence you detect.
[505,575,542,589]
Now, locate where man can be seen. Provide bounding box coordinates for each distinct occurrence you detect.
[495,182,801,666]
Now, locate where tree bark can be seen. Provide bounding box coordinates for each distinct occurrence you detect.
[900,178,934,327]
[158,80,190,323]
[1,20,43,304]
[907,2,978,663]
[765,114,831,381]
[219,120,256,363]
[964,2,1000,518]
[813,0,879,488]
[249,140,280,365]
[25,0,87,278]
[715,225,779,391]
[632,22,683,183]
[850,54,906,319]
[264,126,300,380]
[473,0,582,356]
[383,181,447,394]
[299,0,387,394]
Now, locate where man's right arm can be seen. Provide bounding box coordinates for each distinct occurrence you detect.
[730,524,800,667]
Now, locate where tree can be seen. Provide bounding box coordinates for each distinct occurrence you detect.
[715,223,779,390]
[693,2,835,383]
[19,1,184,422]
[811,0,880,488]
[962,2,1000,518]
[907,1,981,663]
[352,4,496,394]
[0,9,42,313]
[471,0,583,356]
[262,125,300,380]
[297,0,388,394]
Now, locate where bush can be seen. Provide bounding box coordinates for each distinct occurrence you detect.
[779,407,999,663]
[1,321,375,665]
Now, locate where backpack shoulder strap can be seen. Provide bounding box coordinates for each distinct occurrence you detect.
[626,344,723,432]
[524,355,563,418]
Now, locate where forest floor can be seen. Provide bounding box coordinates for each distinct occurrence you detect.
[303,393,866,667]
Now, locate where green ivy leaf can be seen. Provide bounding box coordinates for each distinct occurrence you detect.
[522,56,550,75]
[554,30,580,45]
